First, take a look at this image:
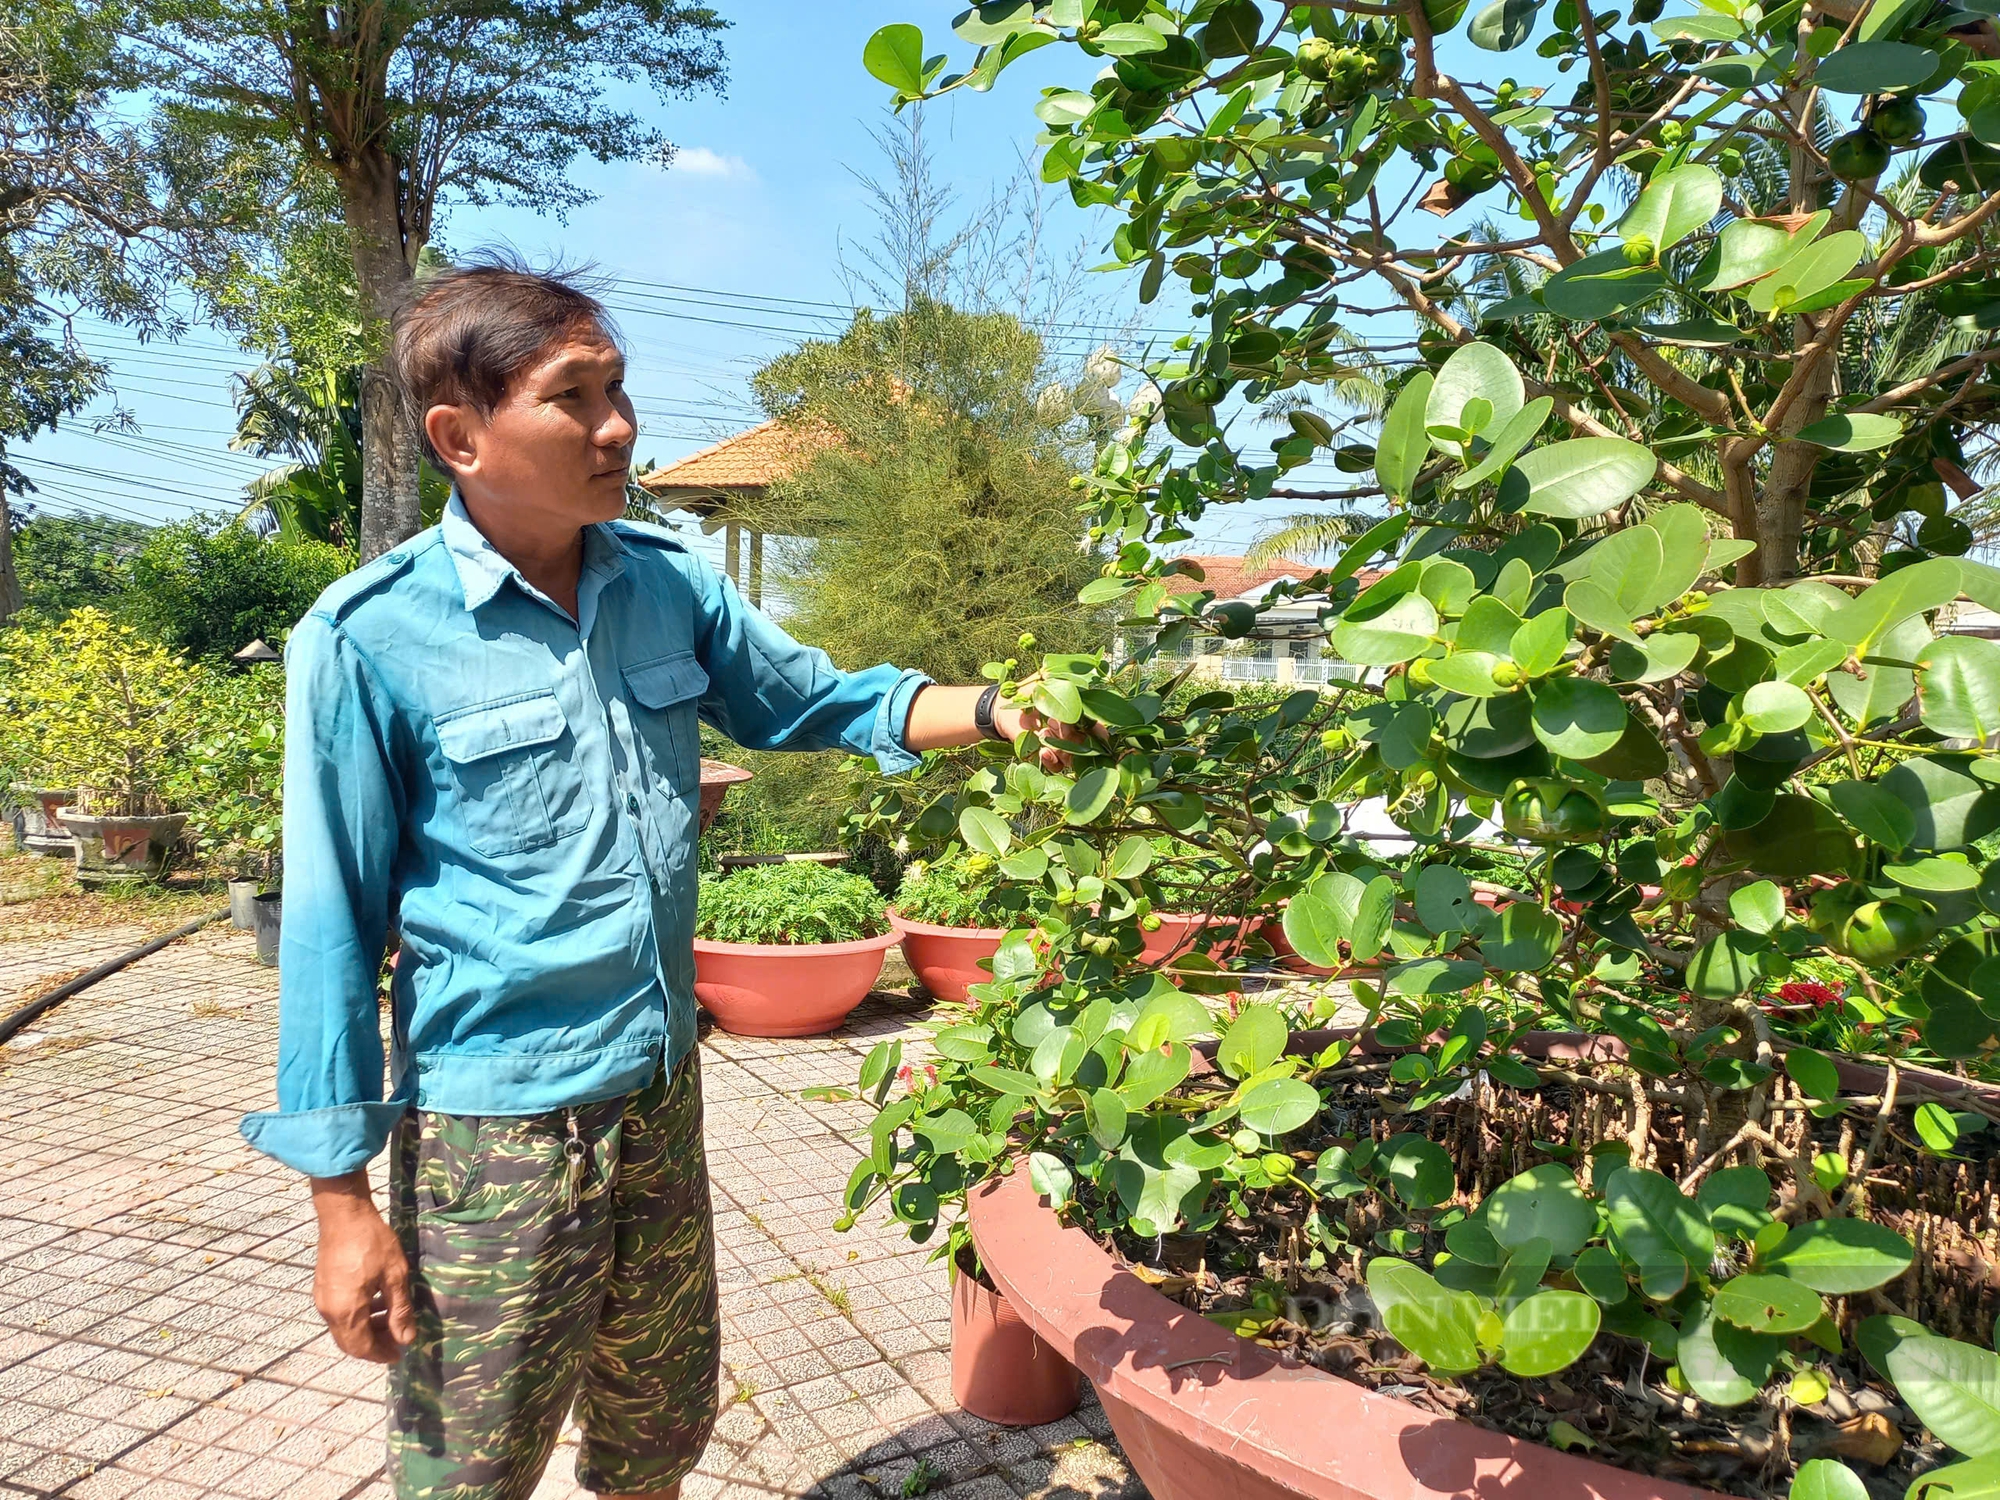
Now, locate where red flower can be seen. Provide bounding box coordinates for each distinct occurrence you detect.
[1776,980,1842,1009]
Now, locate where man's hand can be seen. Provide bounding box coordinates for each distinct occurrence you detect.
[311,1171,415,1363]
[992,698,1098,772]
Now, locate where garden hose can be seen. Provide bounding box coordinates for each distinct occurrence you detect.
[0,907,231,1046]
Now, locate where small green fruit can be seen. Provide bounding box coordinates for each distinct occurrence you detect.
[1490,661,1523,687]
[1407,657,1436,686]
[1262,1153,1295,1180]
[1873,96,1927,146]
[1832,898,1936,967]
[1296,36,1338,81]
[1622,235,1656,267]
[1828,129,1892,181]
[1499,779,1610,844]
[1211,600,1258,639]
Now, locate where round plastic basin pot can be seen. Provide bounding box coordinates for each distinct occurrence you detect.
[888,911,1006,1004]
[968,1167,1724,1500]
[950,1259,1081,1426]
[56,809,187,885]
[693,929,902,1037]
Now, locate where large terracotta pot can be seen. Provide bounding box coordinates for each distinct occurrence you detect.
[1140,911,1253,967]
[55,809,187,885]
[693,929,902,1037]
[950,1257,1081,1426]
[968,1166,1721,1500]
[888,910,1006,1004]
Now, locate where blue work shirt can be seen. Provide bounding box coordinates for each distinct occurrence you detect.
[239,495,929,1178]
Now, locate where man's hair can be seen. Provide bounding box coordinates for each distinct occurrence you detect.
[393,252,622,470]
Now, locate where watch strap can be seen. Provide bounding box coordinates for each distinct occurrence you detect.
[974,683,1006,741]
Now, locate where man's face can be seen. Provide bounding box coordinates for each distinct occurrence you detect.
[431,330,637,528]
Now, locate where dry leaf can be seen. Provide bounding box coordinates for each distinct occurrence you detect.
[1829,1412,1902,1466]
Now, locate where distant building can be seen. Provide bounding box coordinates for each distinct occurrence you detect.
[1112,553,1370,689]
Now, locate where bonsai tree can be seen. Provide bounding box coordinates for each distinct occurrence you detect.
[829,3,2000,1494]
[893,850,1025,929]
[178,660,286,879]
[0,607,203,817]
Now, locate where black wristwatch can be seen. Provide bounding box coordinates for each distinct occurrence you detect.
[974,683,1007,741]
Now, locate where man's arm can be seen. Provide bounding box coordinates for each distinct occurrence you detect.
[236,616,413,1362]
[901,683,1074,763]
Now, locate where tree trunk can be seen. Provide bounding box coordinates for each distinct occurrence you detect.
[0,489,20,623]
[338,148,422,560]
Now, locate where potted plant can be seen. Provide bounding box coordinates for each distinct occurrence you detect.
[1,609,202,884]
[888,851,1025,1003]
[692,861,901,1036]
[831,1,2000,1490]
[180,661,287,925]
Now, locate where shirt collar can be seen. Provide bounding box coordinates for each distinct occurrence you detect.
[443,491,629,613]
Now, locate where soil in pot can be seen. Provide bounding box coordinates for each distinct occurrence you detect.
[1083,1067,1991,1499]
[949,1247,1082,1426]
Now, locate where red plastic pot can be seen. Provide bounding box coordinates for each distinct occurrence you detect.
[888,910,1005,1004]
[951,1257,1082,1426]
[1140,911,1253,967]
[692,929,902,1037]
[968,1166,1722,1500]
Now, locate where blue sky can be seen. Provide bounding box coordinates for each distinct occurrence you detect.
[17,4,1407,572]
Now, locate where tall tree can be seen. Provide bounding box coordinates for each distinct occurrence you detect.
[135,1,728,558]
[0,0,226,621]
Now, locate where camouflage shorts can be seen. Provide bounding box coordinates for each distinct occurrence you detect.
[385,1050,719,1500]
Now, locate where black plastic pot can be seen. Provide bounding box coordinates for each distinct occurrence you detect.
[252,892,282,967]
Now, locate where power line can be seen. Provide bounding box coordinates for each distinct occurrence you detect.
[12,455,239,509]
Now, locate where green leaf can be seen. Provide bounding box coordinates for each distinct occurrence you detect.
[1332,594,1439,667]
[1886,855,1981,892]
[1486,1163,1595,1257]
[1428,651,1506,697]
[1728,880,1786,935]
[1108,835,1153,879]
[1687,930,1770,998]
[1715,1274,1825,1334]
[1829,780,1917,851]
[1512,438,1659,519]
[1414,863,1481,934]
[1575,1245,1629,1304]
[1678,1301,1781,1406]
[1065,765,1118,824]
[1478,902,1564,972]
[972,1065,1047,1097]
[1886,1335,2000,1458]
[1619,163,1724,252]
[1029,1150,1074,1207]
[1238,1077,1320,1136]
[1531,677,1629,758]
[1087,1087,1128,1150]
[1765,1218,1915,1294]
[1427,342,1525,442]
[1119,1042,1192,1109]
[1745,230,1870,314]
[1796,413,1905,451]
[863,24,928,92]
[1380,1133,1455,1207]
[1723,794,1860,880]
[1565,580,1643,646]
[1500,1289,1601,1377]
[1786,1047,1842,1102]
[1585,524,1666,616]
[959,805,1013,856]
[1511,608,1574,675]
[1921,636,2000,741]
[1814,39,1939,92]
[1216,1004,1288,1080]
[1350,874,1397,963]
[1917,1099,1963,1154]
[1705,216,1800,290]
[1368,1259,1482,1374]
[1468,0,1540,49]
[1283,875,1349,969]
[1328,514,1412,588]
[1455,397,1554,491]
[1827,616,1930,727]
[953,1,1035,44]
[1741,680,1815,734]
[1884,755,2000,851]
[1603,1166,1713,1300]
[1033,678,1085,724]
[1376,373,1434,502]
[1092,21,1170,54]
[1906,1456,2000,1500]
[1542,250,1667,322]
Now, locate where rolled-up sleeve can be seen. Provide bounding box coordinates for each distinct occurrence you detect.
[238,614,408,1177]
[690,558,931,774]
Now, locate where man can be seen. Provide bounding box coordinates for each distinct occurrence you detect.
[240,258,1051,1500]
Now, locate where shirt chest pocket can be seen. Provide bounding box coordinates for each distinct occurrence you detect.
[434,691,587,858]
[622,651,707,797]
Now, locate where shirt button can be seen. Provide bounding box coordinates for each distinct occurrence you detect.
[385,551,404,565]
[626,793,641,815]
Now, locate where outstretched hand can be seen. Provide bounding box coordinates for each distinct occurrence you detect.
[992,681,1105,772]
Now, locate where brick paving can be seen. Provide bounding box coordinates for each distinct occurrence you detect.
[0,920,1148,1500]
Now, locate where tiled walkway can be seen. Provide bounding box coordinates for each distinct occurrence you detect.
[0,921,1146,1500]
